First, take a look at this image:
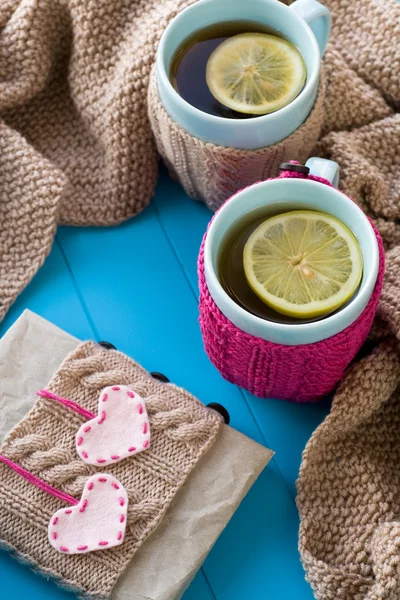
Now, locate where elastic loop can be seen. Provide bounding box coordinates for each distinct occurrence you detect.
[0,454,78,505]
[37,389,95,420]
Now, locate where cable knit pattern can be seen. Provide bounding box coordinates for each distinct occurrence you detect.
[198,169,385,402]
[148,66,326,212]
[0,342,222,598]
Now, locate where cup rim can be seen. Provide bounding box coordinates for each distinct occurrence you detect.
[203,179,380,343]
[156,0,321,130]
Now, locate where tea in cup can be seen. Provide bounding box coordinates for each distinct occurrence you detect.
[155,0,331,149]
[170,21,307,120]
[198,158,384,402]
[219,206,363,327]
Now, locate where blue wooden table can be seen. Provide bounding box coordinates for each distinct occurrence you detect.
[0,168,331,600]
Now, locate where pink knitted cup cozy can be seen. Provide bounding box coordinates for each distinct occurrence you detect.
[198,169,385,403]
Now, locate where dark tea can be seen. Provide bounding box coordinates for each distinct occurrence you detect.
[218,207,360,325]
[170,21,301,119]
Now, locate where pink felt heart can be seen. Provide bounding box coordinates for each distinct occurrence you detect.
[76,385,150,466]
[48,474,128,554]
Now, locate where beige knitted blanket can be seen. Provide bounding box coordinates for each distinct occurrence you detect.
[292,1,400,597]
[0,0,196,321]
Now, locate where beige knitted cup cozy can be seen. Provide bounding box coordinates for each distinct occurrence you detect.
[294,0,400,597]
[148,67,326,212]
[0,342,222,598]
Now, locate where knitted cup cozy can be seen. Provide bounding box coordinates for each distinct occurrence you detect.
[197,169,385,403]
[147,66,326,212]
[0,342,222,598]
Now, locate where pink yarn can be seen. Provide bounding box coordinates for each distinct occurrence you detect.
[198,168,385,403]
[0,454,78,505]
[37,389,96,420]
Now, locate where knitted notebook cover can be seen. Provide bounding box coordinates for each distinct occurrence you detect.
[0,342,222,598]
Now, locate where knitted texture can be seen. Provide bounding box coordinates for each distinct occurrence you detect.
[297,339,400,600]
[283,0,400,596]
[0,342,222,598]
[148,66,326,212]
[198,170,385,403]
[0,0,201,322]
[307,0,400,252]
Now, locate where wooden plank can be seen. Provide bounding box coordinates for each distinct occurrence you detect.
[183,571,216,600]
[203,464,313,600]
[57,206,262,440]
[245,395,331,499]
[0,239,93,340]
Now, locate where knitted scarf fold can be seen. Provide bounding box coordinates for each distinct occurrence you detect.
[0,0,195,321]
[294,1,400,597]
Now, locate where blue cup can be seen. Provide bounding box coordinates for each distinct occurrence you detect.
[156,0,331,150]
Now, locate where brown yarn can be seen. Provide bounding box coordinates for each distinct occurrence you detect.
[0,342,222,598]
[148,67,326,212]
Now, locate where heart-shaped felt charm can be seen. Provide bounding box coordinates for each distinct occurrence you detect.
[76,385,150,466]
[48,474,128,554]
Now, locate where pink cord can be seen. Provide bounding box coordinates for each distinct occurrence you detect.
[37,389,95,420]
[0,454,78,505]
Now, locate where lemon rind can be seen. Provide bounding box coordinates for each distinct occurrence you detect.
[206,33,307,115]
[243,211,364,318]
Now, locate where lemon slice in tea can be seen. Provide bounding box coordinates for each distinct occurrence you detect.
[205,32,306,115]
[243,211,363,318]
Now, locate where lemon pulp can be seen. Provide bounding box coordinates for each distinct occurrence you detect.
[243,211,363,318]
[205,32,306,115]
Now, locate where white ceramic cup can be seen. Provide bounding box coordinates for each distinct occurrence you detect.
[156,0,331,150]
[203,157,380,346]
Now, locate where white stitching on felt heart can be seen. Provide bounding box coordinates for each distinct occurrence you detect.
[48,474,128,554]
[75,385,150,466]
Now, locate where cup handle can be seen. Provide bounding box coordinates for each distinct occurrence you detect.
[289,0,331,57]
[305,157,340,188]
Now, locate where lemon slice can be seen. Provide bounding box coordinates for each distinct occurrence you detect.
[243,211,363,318]
[206,33,306,115]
